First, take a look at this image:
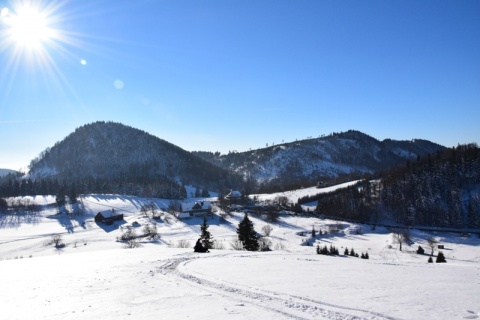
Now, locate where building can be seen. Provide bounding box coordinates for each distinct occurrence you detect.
[225,190,242,201]
[95,209,124,225]
[179,201,212,218]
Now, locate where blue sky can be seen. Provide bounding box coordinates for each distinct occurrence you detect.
[0,0,479,170]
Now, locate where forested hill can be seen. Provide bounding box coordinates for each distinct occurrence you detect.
[194,130,445,190]
[312,144,480,229]
[23,121,241,197]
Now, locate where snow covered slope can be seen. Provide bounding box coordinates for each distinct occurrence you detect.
[0,191,479,320]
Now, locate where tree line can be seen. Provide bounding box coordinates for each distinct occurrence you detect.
[299,144,480,229]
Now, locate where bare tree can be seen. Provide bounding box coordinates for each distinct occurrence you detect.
[427,236,437,256]
[392,229,409,251]
[262,224,273,236]
[51,234,64,248]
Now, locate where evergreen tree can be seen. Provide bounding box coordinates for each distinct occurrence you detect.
[428,256,433,263]
[56,189,66,207]
[69,184,78,204]
[200,216,214,249]
[237,213,259,251]
[201,187,210,197]
[344,247,349,255]
[436,251,447,263]
[311,226,316,238]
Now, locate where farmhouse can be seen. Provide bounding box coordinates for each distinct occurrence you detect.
[95,209,124,225]
[225,190,242,200]
[179,201,211,218]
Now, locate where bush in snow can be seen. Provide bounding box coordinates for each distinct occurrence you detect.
[212,240,226,250]
[119,227,137,241]
[262,224,273,237]
[317,244,339,255]
[428,256,433,263]
[230,239,244,251]
[143,223,160,241]
[436,251,447,263]
[124,239,141,249]
[416,245,425,254]
[51,234,64,248]
[258,237,272,251]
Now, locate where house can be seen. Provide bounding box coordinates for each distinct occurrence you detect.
[225,190,242,201]
[95,209,124,225]
[179,201,211,218]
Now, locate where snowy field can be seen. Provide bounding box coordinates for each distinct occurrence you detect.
[1,186,479,320]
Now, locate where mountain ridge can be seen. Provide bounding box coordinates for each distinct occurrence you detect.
[23,123,445,195]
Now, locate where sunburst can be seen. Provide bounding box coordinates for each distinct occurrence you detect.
[0,0,82,96]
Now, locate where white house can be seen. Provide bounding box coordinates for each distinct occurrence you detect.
[178,201,212,218]
[225,190,242,200]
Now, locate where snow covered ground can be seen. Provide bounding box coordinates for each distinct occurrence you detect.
[1,186,479,319]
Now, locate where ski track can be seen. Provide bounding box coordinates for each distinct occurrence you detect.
[155,252,403,320]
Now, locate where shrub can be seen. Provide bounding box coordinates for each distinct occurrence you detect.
[436,251,447,263]
[416,245,425,254]
[230,239,244,251]
[262,224,273,237]
[124,239,141,249]
[258,238,272,251]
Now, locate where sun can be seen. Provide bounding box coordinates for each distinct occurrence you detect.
[7,4,55,51]
[0,1,69,66]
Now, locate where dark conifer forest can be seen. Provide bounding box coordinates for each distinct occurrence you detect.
[310,144,480,228]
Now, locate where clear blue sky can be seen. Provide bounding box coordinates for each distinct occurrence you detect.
[1,0,479,170]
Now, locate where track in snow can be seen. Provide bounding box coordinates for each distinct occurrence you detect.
[156,252,403,320]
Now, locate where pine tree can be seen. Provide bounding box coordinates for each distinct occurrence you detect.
[56,189,66,207]
[436,251,447,263]
[311,226,316,238]
[237,213,259,251]
[344,247,349,255]
[200,216,214,249]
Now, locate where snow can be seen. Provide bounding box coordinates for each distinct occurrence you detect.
[1,186,480,319]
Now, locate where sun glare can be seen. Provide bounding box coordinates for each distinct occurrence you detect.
[0,0,79,96]
[1,2,58,54]
[8,5,55,50]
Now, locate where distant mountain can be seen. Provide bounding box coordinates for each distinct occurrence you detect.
[193,130,446,190]
[27,121,241,197]
[0,169,17,177]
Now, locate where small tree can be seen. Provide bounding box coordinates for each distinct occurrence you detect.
[56,190,66,207]
[311,226,316,238]
[262,224,273,237]
[427,236,437,256]
[392,229,409,251]
[344,247,349,255]
[237,213,259,251]
[428,256,433,263]
[200,216,214,249]
[51,234,63,248]
[266,206,280,222]
[416,245,425,254]
[143,223,160,241]
[436,251,447,263]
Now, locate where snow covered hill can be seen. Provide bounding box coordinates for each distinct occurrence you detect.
[1,185,479,319]
[194,130,445,187]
